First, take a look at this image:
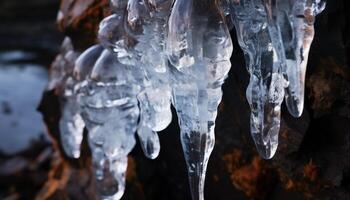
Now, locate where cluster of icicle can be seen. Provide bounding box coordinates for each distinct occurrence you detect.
[48,0,325,199]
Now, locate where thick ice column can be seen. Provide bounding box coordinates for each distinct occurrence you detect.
[167,0,233,199]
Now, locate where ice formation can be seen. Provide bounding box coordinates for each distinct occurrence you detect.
[223,0,325,159]
[167,0,232,199]
[48,0,325,199]
[49,37,84,159]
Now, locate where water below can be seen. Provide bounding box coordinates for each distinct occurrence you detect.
[0,51,49,155]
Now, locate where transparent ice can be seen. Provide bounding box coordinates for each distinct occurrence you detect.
[48,37,84,158]
[223,0,325,159]
[77,49,140,199]
[77,0,173,198]
[50,0,325,199]
[167,0,232,199]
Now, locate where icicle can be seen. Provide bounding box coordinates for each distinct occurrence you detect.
[77,49,140,200]
[48,37,84,159]
[282,0,325,117]
[58,45,104,158]
[225,0,325,159]
[226,0,287,159]
[59,77,85,158]
[125,0,173,159]
[167,0,233,199]
[85,0,172,168]
[263,0,290,159]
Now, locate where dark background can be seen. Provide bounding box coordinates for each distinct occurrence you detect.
[1,0,350,200]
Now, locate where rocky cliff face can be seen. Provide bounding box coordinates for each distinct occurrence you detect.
[1,0,350,199]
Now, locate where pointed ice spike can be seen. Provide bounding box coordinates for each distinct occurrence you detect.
[49,38,83,159]
[54,40,84,158]
[229,0,287,159]
[89,131,122,200]
[274,2,304,117]
[246,72,287,159]
[168,0,233,198]
[171,83,212,200]
[263,0,304,118]
[281,0,325,117]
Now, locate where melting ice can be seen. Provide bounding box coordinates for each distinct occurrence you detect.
[49,0,325,199]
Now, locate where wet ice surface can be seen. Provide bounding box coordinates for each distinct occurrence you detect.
[0,51,49,155]
[54,0,325,199]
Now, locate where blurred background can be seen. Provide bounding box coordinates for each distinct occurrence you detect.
[0,1,62,199]
[0,0,350,200]
[0,0,61,154]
